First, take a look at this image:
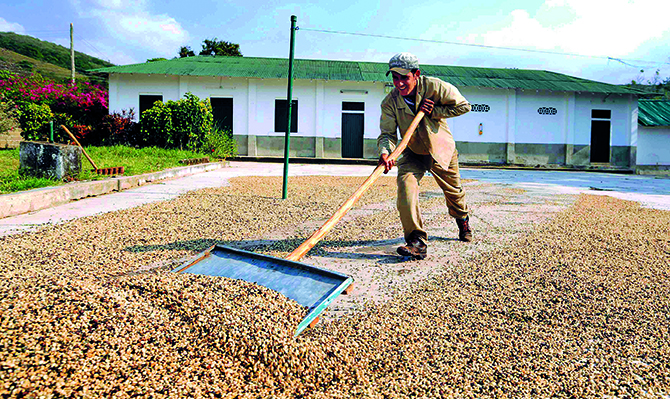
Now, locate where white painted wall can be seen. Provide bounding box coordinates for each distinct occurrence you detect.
[322,81,386,139]
[638,126,670,165]
[514,91,566,144]
[455,87,510,142]
[573,93,634,146]
[112,74,180,118]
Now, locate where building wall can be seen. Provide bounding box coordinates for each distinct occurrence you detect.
[637,125,670,167]
[109,74,637,167]
[573,93,637,167]
[111,74,180,115]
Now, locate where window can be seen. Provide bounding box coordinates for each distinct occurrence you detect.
[537,107,557,115]
[342,102,365,111]
[591,110,611,119]
[275,99,298,133]
[211,97,233,133]
[139,95,163,119]
[471,104,490,112]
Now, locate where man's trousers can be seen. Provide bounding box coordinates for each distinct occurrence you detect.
[396,149,469,242]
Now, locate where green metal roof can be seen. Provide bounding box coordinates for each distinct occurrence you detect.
[92,55,640,94]
[639,100,670,126]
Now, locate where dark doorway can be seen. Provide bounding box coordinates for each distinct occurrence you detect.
[211,97,233,133]
[342,102,364,158]
[342,113,364,158]
[139,95,163,120]
[590,120,611,163]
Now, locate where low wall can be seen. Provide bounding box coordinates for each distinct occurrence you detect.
[0,162,227,219]
[0,128,22,149]
[234,134,636,169]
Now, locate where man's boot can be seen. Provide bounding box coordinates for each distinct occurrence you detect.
[397,231,428,260]
[456,216,473,242]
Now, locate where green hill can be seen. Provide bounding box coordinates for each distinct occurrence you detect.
[0,32,114,70]
[0,31,114,85]
[0,48,90,82]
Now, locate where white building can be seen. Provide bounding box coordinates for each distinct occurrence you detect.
[96,55,642,170]
[637,99,670,174]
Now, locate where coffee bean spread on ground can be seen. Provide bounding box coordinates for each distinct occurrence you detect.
[1,176,668,397]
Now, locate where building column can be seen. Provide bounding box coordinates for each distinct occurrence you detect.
[108,74,119,115]
[506,89,517,164]
[247,79,258,156]
[628,94,638,169]
[178,76,188,99]
[314,81,325,158]
[564,92,576,165]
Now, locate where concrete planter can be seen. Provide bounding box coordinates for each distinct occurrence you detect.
[19,141,82,180]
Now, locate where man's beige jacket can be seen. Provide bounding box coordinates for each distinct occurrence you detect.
[378,75,471,170]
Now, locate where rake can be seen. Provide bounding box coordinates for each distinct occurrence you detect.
[61,125,125,176]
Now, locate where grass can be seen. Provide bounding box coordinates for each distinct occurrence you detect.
[0,146,210,195]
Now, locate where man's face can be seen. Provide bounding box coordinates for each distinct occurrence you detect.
[391,70,421,96]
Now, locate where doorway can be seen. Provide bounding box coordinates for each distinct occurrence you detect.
[590,109,611,163]
[342,102,364,158]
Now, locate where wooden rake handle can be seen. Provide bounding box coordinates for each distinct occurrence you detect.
[286,110,426,262]
[61,125,99,171]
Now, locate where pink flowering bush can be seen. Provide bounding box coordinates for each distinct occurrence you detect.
[0,73,109,144]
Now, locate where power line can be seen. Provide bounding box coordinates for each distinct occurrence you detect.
[298,27,670,68]
[74,33,104,57]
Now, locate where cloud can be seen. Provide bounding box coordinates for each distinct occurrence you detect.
[477,0,670,58]
[0,17,26,34]
[72,0,188,58]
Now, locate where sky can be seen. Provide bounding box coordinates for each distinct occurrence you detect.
[1,0,669,85]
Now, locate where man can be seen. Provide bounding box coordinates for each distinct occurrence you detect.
[378,52,472,260]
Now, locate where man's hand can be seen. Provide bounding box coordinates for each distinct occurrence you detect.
[419,98,434,115]
[379,153,395,174]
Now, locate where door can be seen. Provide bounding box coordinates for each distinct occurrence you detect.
[590,120,611,163]
[210,97,233,133]
[342,113,364,158]
[342,102,364,158]
[590,109,611,163]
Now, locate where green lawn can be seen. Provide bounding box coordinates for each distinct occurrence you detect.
[0,146,211,195]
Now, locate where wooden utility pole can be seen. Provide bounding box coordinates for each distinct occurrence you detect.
[70,23,75,85]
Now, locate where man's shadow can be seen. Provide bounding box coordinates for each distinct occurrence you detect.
[124,235,459,266]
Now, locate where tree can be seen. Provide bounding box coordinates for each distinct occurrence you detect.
[146,57,167,63]
[199,38,242,57]
[179,46,195,58]
[628,68,670,100]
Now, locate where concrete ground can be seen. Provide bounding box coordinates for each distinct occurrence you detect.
[2,161,669,237]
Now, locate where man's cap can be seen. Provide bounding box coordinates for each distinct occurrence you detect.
[386,52,419,76]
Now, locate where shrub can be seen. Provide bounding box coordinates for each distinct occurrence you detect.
[140,93,214,150]
[166,92,213,151]
[202,127,237,159]
[53,113,74,142]
[139,101,172,147]
[0,74,108,144]
[100,109,138,146]
[17,60,34,71]
[0,70,16,80]
[69,124,93,143]
[17,102,53,141]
